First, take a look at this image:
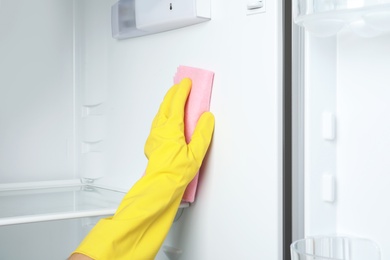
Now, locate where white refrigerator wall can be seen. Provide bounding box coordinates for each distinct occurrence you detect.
[0,0,76,183]
[78,0,283,258]
[304,30,390,259]
[1,0,283,259]
[337,31,390,259]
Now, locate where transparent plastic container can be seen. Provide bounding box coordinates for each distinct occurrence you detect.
[295,0,390,17]
[291,236,381,260]
[294,0,390,37]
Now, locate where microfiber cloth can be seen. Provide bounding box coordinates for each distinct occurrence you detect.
[174,65,214,203]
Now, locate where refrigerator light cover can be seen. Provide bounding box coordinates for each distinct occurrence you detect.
[111,0,211,40]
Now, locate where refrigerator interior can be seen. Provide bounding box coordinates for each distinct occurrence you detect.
[1,0,283,259]
[295,0,390,259]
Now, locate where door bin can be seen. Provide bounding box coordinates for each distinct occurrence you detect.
[291,236,381,260]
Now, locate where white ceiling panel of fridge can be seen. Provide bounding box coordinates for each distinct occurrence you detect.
[294,0,390,37]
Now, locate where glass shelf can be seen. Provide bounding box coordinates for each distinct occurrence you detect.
[0,181,190,226]
[0,183,125,226]
[295,2,390,37]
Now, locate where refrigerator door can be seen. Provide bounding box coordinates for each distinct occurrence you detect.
[293,0,390,259]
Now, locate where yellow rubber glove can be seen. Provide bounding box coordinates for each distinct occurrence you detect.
[72,78,215,260]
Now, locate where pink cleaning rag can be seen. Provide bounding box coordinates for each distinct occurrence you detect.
[174,65,214,203]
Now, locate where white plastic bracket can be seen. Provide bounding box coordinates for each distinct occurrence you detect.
[322,112,336,140]
[246,0,266,15]
[322,173,336,203]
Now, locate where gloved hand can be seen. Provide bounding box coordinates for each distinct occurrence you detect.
[72,78,215,260]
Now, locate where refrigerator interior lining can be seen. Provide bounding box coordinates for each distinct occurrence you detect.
[294,1,390,259]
